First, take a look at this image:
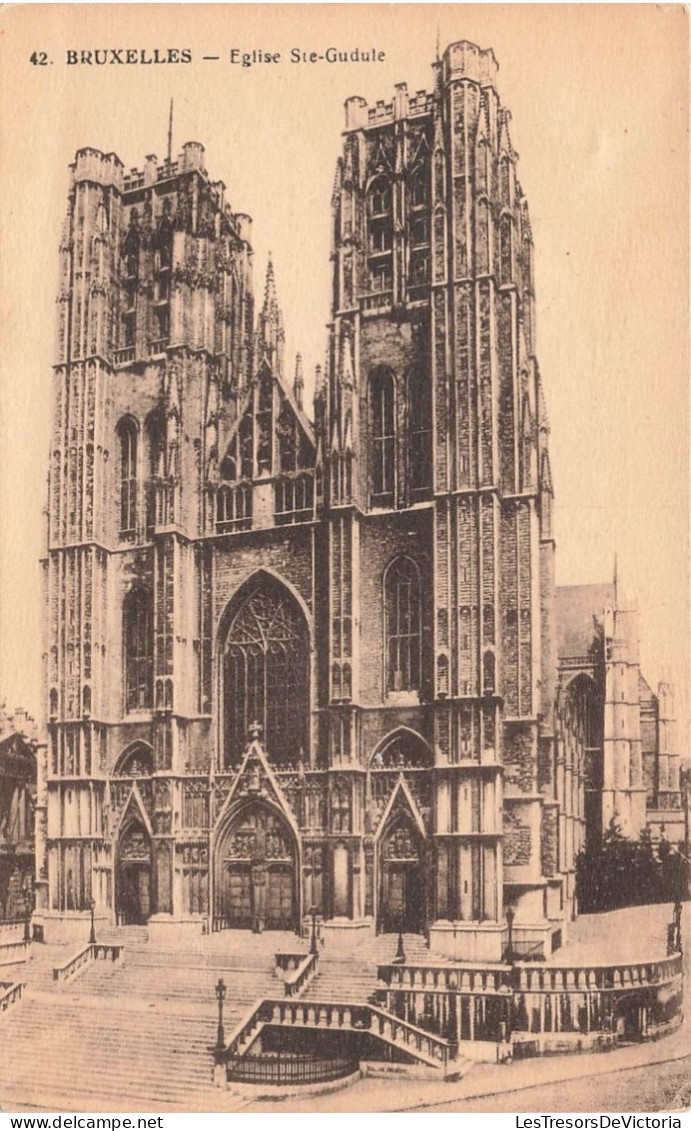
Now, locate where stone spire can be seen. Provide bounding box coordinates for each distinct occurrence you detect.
[256,257,285,377]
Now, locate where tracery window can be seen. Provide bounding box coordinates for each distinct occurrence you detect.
[370,367,395,504]
[275,473,314,525]
[117,417,138,536]
[408,167,430,291]
[385,557,421,693]
[145,410,165,531]
[222,578,309,765]
[124,587,153,712]
[216,483,252,533]
[122,217,139,349]
[407,368,432,494]
[367,177,393,297]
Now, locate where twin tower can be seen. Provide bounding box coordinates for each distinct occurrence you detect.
[38,42,613,960]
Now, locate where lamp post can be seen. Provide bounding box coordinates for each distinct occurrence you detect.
[505,906,515,964]
[309,905,319,956]
[673,900,683,953]
[215,977,227,1051]
[89,897,97,945]
[23,905,31,944]
[395,923,406,964]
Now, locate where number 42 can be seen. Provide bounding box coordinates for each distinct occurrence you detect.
[30,51,49,65]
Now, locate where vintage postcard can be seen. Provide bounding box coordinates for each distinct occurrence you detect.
[0,3,688,1117]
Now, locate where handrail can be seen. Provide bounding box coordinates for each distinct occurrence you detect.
[274,951,308,974]
[378,962,512,994]
[0,939,30,966]
[0,980,24,1014]
[223,996,450,1069]
[513,952,682,993]
[53,941,123,984]
[283,952,318,998]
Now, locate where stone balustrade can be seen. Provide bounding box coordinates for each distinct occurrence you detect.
[513,953,682,994]
[379,961,511,994]
[0,939,30,967]
[0,980,24,1014]
[282,952,318,998]
[222,994,450,1072]
[53,942,123,984]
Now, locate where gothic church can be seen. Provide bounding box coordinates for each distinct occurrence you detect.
[38,41,589,962]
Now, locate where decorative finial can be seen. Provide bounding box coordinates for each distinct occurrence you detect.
[167,97,174,165]
[613,553,619,609]
[294,353,304,409]
[249,720,263,742]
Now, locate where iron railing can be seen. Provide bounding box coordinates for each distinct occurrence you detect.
[226,1052,357,1085]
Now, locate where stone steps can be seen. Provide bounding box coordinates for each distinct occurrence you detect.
[303,933,432,1003]
[0,934,285,1110]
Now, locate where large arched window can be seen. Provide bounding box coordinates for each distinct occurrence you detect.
[222,577,309,765]
[385,557,421,693]
[370,367,395,504]
[117,417,138,536]
[124,587,153,712]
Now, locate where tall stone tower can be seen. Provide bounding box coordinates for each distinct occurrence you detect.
[325,40,562,959]
[40,143,255,933]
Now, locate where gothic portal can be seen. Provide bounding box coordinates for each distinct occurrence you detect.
[38,41,589,960]
[214,801,298,932]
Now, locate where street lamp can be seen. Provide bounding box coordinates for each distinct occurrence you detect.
[89,897,97,945]
[215,977,227,1051]
[395,923,406,964]
[309,905,319,956]
[505,906,515,964]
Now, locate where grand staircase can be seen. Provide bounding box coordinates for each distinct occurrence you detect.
[303,932,433,1003]
[0,928,294,1112]
[0,928,471,1108]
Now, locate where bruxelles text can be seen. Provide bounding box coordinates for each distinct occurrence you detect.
[63,47,386,66]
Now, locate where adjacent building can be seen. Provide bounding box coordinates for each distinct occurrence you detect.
[556,582,685,849]
[0,706,39,921]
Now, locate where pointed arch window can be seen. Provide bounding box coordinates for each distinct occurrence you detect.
[407,368,432,494]
[117,417,138,536]
[369,178,392,217]
[385,557,421,693]
[122,217,139,349]
[222,578,309,765]
[124,587,153,712]
[370,367,395,504]
[483,650,496,697]
[367,177,393,298]
[145,410,165,532]
[408,166,430,293]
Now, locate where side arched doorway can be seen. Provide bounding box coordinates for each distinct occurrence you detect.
[377,816,426,934]
[116,819,152,925]
[215,801,298,932]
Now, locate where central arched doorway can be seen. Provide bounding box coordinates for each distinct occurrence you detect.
[116,819,152,925]
[377,816,426,934]
[215,801,298,932]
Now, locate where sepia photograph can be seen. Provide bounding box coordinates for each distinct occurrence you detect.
[0,3,688,1117]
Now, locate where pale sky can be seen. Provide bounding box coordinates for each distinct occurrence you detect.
[0,5,688,738]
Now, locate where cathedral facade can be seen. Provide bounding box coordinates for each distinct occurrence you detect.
[38,42,586,960]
